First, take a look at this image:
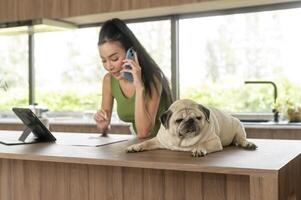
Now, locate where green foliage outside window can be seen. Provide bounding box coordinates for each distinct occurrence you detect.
[183,78,301,113]
[1,78,300,113]
[0,90,99,111]
[37,91,100,111]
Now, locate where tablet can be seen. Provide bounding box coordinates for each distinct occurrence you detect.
[0,108,56,145]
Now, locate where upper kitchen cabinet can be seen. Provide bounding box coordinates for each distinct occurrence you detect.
[18,0,43,20]
[67,0,198,16]
[65,0,208,25]
[69,0,102,16]
[0,0,18,22]
[43,0,69,18]
[1,0,290,25]
[0,0,43,23]
[0,0,69,23]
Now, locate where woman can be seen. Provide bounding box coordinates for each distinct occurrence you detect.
[94,18,173,138]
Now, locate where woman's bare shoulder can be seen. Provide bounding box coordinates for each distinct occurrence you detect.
[103,73,111,84]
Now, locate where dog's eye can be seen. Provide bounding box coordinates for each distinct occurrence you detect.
[175,118,183,123]
[196,116,202,121]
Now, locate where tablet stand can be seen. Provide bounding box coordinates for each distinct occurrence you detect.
[18,127,33,142]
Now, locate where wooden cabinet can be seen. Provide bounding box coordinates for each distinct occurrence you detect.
[0,0,69,22]
[69,0,101,16]
[246,127,301,140]
[43,0,69,18]
[0,0,42,23]
[0,134,300,200]
[67,0,197,18]
[0,121,131,134]
[17,0,43,21]
[0,0,18,22]
[0,0,207,23]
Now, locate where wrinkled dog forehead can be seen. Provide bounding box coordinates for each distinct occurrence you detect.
[169,99,199,112]
[172,108,201,118]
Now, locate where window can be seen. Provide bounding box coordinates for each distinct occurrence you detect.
[0,35,28,111]
[128,20,171,80]
[5,7,300,117]
[179,8,301,113]
[35,27,101,111]
[33,20,171,112]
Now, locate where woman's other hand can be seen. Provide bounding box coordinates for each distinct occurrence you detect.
[94,108,110,133]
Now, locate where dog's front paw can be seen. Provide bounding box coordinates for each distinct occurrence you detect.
[126,144,144,153]
[191,148,207,157]
[243,141,257,150]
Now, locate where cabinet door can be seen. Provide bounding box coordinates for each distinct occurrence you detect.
[43,0,69,18]
[0,0,18,23]
[69,0,102,17]
[18,0,43,20]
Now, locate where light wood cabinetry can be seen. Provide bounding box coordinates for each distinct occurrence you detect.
[0,0,43,22]
[69,0,102,16]
[1,0,296,24]
[17,0,43,20]
[1,121,301,139]
[0,0,18,22]
[246,127,301,140]
[0,121,131,134]
[43,0,69,18]
[68,0,198,17]
[0,132,300,200]
[1,0,204,22]
[0,0,69,23]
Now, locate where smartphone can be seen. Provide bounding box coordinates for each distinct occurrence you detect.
[122,48,136,82]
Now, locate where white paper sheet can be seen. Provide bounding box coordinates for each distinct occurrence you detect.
[55,134,131,147]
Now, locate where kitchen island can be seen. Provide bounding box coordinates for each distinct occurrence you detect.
[0,130,300,200]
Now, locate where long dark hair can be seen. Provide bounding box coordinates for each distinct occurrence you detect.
[98,18,173,107]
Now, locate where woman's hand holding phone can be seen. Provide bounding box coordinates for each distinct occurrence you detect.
[122,48,144,91]
[122,48,136,82]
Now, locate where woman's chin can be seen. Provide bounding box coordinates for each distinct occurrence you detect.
[111,72,120,78]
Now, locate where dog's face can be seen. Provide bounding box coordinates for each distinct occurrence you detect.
[160,99,210,139]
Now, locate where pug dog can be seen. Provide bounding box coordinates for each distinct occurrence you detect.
[126,99,257,157]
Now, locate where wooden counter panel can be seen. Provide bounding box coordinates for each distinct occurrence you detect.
[0,159,251,200]
[0,123,131,134]
[0,131,299,175]
[0,131,300,199]
[246,128,301,140]
[278,155,301,200]
[2,122,301,138]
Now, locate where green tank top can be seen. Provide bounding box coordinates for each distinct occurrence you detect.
[111,76,167,137]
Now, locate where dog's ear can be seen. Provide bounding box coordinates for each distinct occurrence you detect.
[198,104,210,122]
[160,110,172,129]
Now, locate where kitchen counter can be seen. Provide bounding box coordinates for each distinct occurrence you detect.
[0,130,300,200]
[243,121,301,129]
[0,118,131,134]
[244,122,301,140]
[1,118,301,139]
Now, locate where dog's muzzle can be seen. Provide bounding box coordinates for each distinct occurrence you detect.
[178,118,200,137]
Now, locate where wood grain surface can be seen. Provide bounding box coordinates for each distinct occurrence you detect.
[0,130,300,199]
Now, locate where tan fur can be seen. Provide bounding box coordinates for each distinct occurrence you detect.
[126,99,257,157]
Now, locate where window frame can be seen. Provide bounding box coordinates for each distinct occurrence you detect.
[1,1,301,120]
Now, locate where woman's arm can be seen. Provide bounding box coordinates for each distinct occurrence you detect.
[134,77,162,138]
[94,73,114,132]
[123,56,162,138]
